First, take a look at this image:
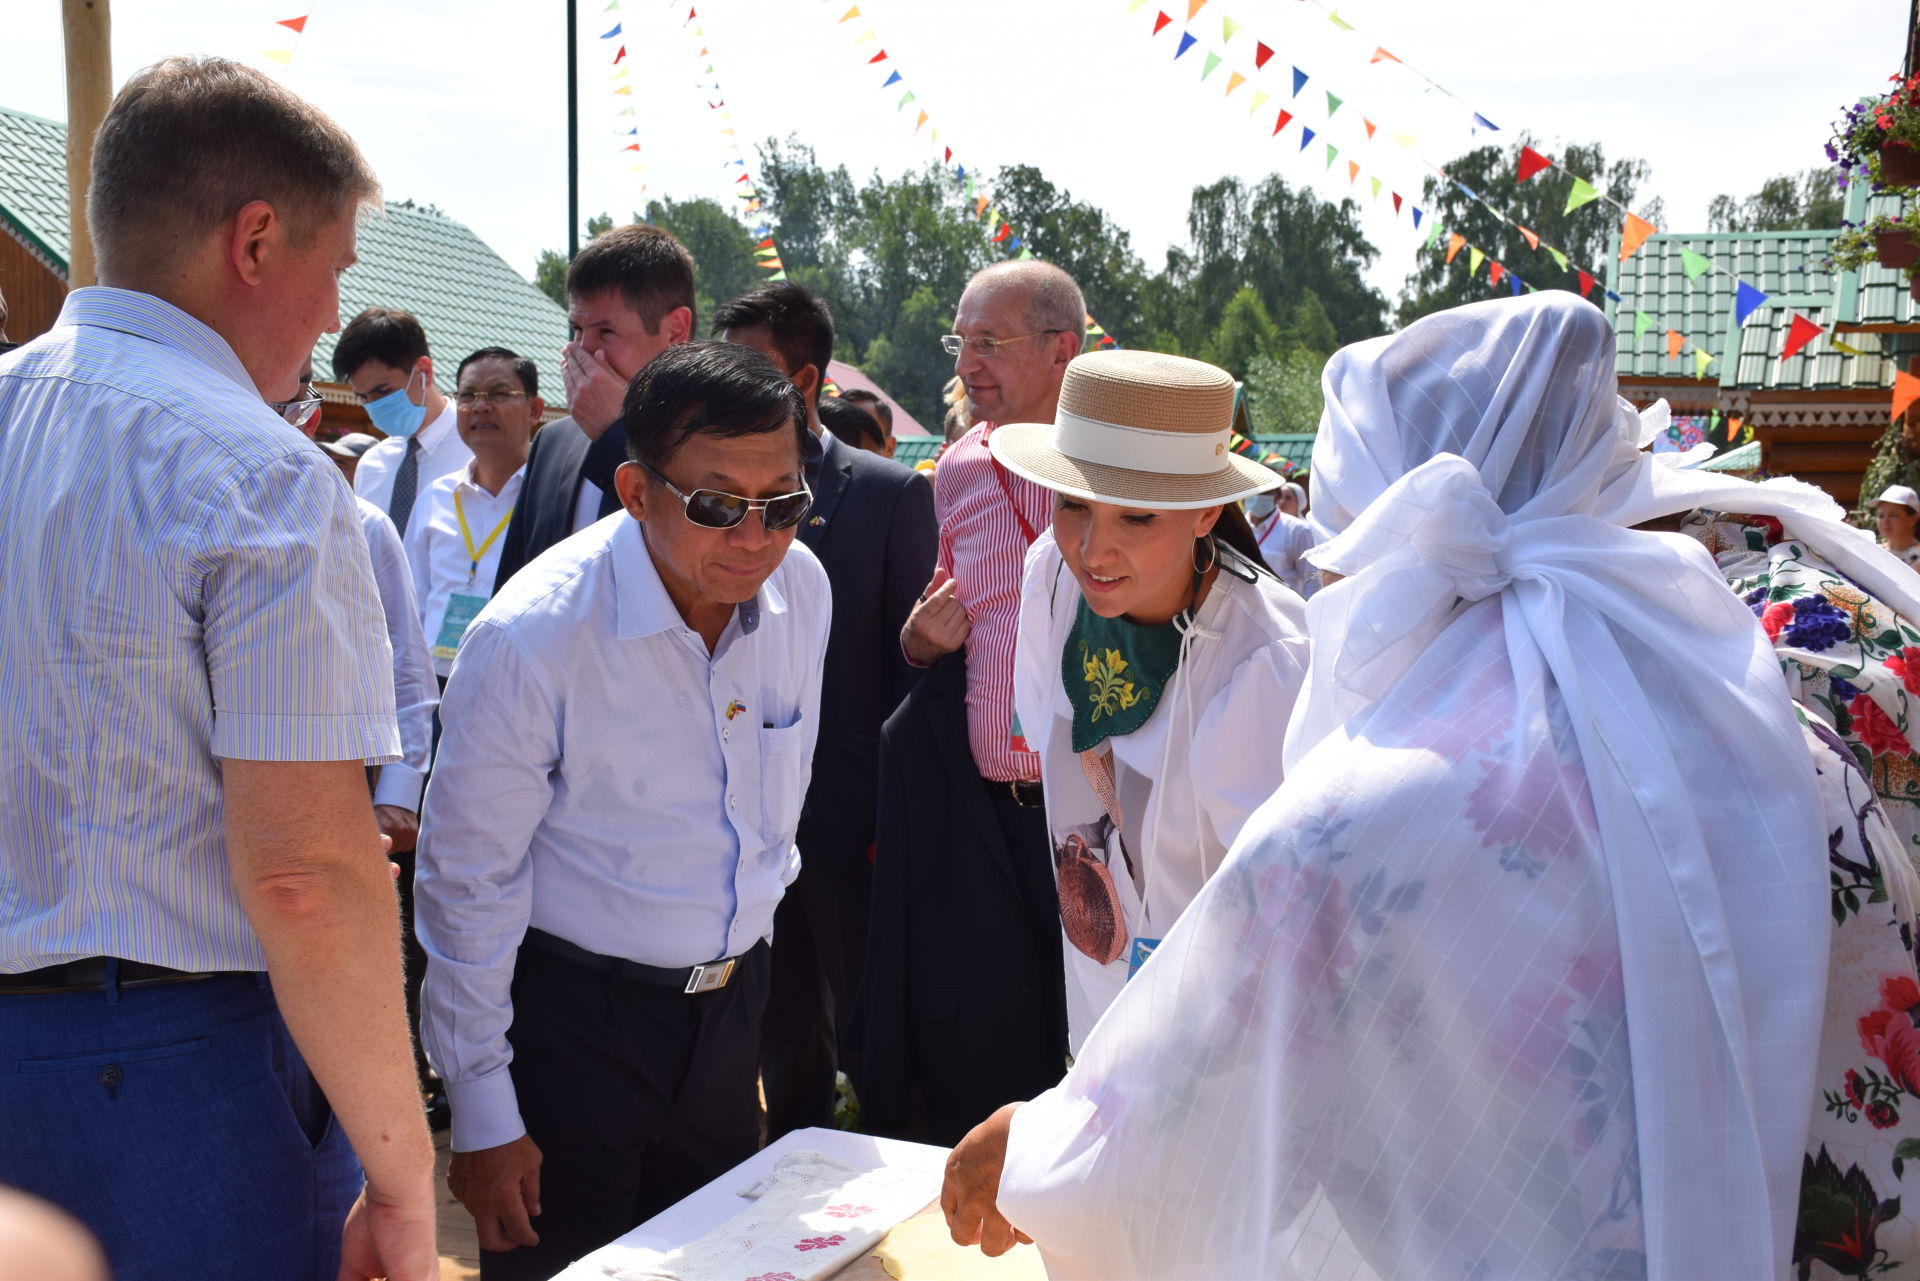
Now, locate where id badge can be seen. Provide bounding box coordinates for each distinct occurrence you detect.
[433,593,488,662]
[1126,936,1162,980]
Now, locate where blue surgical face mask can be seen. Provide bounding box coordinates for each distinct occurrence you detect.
[1247,493,1277,522]
[364,366,428,439]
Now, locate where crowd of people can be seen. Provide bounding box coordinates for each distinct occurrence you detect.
[11,52,1920,1281]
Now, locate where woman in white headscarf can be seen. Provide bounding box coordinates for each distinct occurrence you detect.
[937,293,1850,1279]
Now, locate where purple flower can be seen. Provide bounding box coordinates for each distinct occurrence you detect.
[1744,587,1767,613]
[1832,674,1863,703]
[1783,595,1852,652]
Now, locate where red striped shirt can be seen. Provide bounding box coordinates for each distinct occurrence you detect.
[935,423,1054,782]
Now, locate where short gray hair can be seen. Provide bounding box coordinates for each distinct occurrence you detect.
[89,56,379,279]
[963,260,1086,342]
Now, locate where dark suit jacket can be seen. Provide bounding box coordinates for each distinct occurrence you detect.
[493,415,628,592]
[793,432,936,870]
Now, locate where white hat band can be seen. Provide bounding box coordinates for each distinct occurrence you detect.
[1052,408,1231,476]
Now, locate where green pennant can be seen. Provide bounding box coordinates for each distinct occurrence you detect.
[898,90,916,110]
[1202,52,1222,79]
[1469,247,1485,275]
[1679,248,1711,280]
[769,271,788,281]
[1325,142,1338,169]
[1018,247,1034,259]
[1425,217,1442,248]
[1565,177,1599,215]
[1694,347,1713,378]
[1369,176,1381,200]
[1326,91,1343,117]
[1548,246,1568,270]
[1633,311,1653,339]
[1223,15,1241,40]
[1525,284,1537,292]
[1328,9,1353,28]
[603,0,617,8]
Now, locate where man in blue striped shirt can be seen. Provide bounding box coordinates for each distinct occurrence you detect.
[0,57,436,1281]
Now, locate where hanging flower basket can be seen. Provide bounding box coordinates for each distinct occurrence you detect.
[1831,73,1920,192]
[1884,139,1920,187]
[1878,229,1920,270]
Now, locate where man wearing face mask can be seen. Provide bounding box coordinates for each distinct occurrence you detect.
[1249,477,1317,599]
[334,307,473,536]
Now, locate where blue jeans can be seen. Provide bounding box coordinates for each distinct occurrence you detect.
[0,970,360,1281]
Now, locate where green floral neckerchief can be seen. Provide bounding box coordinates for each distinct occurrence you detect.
[1065,597,1191,753]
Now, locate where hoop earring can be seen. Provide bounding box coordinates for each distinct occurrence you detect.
[1193,535,1218,575]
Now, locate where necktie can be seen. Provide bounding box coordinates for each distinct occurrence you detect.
[389,436,422,535]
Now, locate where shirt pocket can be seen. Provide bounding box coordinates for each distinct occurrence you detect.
[759,717,810,843]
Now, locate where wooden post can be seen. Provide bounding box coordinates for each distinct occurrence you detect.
[61,0,112,289]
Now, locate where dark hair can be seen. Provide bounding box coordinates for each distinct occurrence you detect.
[456,346,538,397]
[818,396,887,453]
[710,283,835,387]
[89,56,379,280]
[840,388,893,431]
[567,224,697,335]
[1212,502,1273,577]
[332,308,429,381]
[622,341,807,472]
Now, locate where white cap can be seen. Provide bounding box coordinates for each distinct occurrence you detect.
[1875,484,1920,510]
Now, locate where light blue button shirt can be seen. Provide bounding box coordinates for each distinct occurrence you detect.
[357,498,438,812]
[416,512,831,1152]
[0,288,401,974]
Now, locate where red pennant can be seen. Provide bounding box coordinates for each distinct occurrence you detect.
[621,143,639,152]
[1666,329,1684,361]
[1153,10,1172,34]
[868,49,887,63]
[687,6,696,18]
[1782,313,1824,360]
[277,15,308,32]
[1894,370,1920,422]
[613,45,626,63]
[735,173,751,184]
[944,147,952,163]
[1576,270,1595,297]
[1362,119,1376,139]
[757,238,774,249]
[1391,192,1402,214]
[1489,261,1505,287]
[1254,41,1273,68]
[992,223,1011,243]
[1516,146,1552,182]
[1272,108,1293,136]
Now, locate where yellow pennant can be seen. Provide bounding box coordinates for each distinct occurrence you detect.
[262,48,294,66]
[1225,71,1245,95]
[837,4,860,20]
[1249,88,1269,116]
[855,27,877,44]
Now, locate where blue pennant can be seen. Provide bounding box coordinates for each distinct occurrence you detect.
[600,23,621,37]
[1291,67,1308,97]
[882,70,901,87]
[1300,126,1315,151]
[1508,273,1522,296]
[1411,207,1423,229]
[1735,280,1769,325]
[1175,31,1196,58]
[1471,112,1499,132]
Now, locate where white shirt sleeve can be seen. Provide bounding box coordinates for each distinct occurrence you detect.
[1186,635,1311,850]
[359,503,437,811]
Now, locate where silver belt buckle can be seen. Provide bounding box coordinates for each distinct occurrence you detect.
[683,957,736,995]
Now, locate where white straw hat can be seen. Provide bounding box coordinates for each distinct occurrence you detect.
[988,350,1280,510]
[1875,484,1920,510]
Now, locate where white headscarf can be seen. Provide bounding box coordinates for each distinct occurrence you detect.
[997,293,1829,1280]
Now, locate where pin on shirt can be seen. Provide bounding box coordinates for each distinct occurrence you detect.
[725,700,748,721]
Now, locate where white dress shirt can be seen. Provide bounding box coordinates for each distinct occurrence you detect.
[403,461,527,678]
[357,498,438,811]
[352,400,471,520]
[1255,509,1319,598]
[415,513,831,1152]
[573,475,607,534]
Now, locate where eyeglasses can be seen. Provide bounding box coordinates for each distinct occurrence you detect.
[641,463,814,531]
[454,389,530,407]
[268,385,322,431]
[940,330,1068,358]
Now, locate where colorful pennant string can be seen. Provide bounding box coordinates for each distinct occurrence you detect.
[262,9,313,69]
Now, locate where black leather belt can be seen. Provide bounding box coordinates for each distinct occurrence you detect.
[523,928,754,995]
[991,777,1045,809]
[0,958,221,995]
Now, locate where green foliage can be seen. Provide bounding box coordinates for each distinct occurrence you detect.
[1829,204,1920,279]
[1242,346,1326,435]
[1399,136,1661,325]
[643,196,761,332]
[1858,420,1920,526]
[533,213,617,308]
[1200,287,1280,377]
[1708,171,1846,232]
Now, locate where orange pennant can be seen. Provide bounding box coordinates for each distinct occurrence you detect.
[976,195,988,217]
[837,4,860,20]
[1666,329,1684,361]
[1369,45,1400,63]
[1225,71,1245,95]
[1445,233,1465,265]
[1362,118,1376,139]
[1619,213,1656,262]
[1518,225,1539,250]
[278,15,308,32]
[914,109,928,133]
[758,257,784,269]
[1347,159,1360,184]
[1894,370,1920,422]
[1186,0,1206,16]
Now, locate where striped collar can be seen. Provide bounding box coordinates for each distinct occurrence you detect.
[56,287,255,393]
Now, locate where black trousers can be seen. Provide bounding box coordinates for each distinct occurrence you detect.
[479,940,771,1281]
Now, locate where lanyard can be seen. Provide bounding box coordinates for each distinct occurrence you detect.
[985,426,1039,546]
[454,489,514,585]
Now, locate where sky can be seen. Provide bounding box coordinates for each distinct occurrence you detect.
[0,0,1908,313]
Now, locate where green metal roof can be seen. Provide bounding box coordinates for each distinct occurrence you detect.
[0,104,569,405]
[1609,190,1918,392]
[1698,439,1762,472]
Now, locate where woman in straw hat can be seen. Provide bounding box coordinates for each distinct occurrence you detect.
[989,348,1310,1053]
[941,292,1905,1280]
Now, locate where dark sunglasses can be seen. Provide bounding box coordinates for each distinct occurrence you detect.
[641,463,813,532]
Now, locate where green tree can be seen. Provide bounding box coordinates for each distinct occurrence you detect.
[1242,347,1326,435]
[1398,137,1662,324]
[992,164,1152,341]
[1708,171,1846,232]
[533,213,615,308]
[642,196,761,331]
[1200,286,1280,378]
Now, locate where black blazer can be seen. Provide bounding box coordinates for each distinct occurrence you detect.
[493,415,629,592]
[793,433,936,866]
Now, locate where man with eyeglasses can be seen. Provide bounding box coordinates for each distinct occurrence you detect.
[415,341,829,1279]
[860,259,1084,1146]
[402,347,544,685]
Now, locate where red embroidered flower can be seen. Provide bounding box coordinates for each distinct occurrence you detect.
[1859,974,1920,1092]
[1849,694,1912,758]
[794,1235,846,1252]
[1847,1069,1869,1108]
[823,1204,874,1219]
[1750,515,1784,544]
[1887,647,1920,697]
[1871,1099,1902,1129]
[1760,601,1795,642]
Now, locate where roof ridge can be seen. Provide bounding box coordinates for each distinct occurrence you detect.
[0,102,68,129]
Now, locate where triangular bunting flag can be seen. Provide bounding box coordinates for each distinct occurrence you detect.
[262,47,294,65]
[1471,112,1499,132]
[1633,312,1653,340]
[1548,247,1568,270]
[1363,119,1376,139]
[279,15,309,33]
[1347,159,1360,182]
[612,84,632,95]
[1326,142,1339,169]
[1446,233,1465,264]
[759,258,785,269]
[882,70,901,86]
[1326,91,1342,116]
[1370,45,1400,63]
[1127,0,1147,9]
[1695,348,1714,379]
[1735,281,1768,325]
[1576,269,1594,296]
[1154,11,1173,34]
[1516,146,1552,182]
[1832,337,1867,356]
[837,4,860,21]
[1894,370,1920,422]
[613,46,626,63]
[1392,133,1416,146]
[1300,126,1315,151]
[1369,176,1381,200]
[1202,52,1222,79]
[1187,0,1206,16]
[1518,225,1539,251]
[1254,41,1273,68]
[898,90,915,109]
[1619,213,1656,262]
[1175,31,1196,57]
[621,143,639,152]
[1509,274,1523,296]
[944,146,953,162]
[599,22,620,37]
[1489,261,1504,287]
[1564,178,1599,214]
[915,110,929,133]
[1250,89,1270,115]
[1291,67,1308,96]
[1272,108,1293,135]
[992,223,1011,243]
[757,238,774,249]
[869,49,888,63]
[1782,313,1823,360]
[1223,16,1240,40]
[976,195,988,217]
[1392,192,1402,214]
[1226,70,1245,95]
[1679,248,1711,280]
[1328,10,1353,28]
[1424,215,1440,247]
[1666,329,1684,361]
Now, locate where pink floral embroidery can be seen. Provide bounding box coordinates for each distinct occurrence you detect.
[793,1235,845,1251]
[823,1203,873,1219]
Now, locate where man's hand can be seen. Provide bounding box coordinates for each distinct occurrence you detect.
[373,806,418,855]
[336,1177,438,1281]
[449,1135,544,1253]
[561,342,628,441]
[941,1102,1030,1257]
[902,567,971,666]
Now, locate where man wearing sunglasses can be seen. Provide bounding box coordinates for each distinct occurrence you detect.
[415,341,830,1279]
